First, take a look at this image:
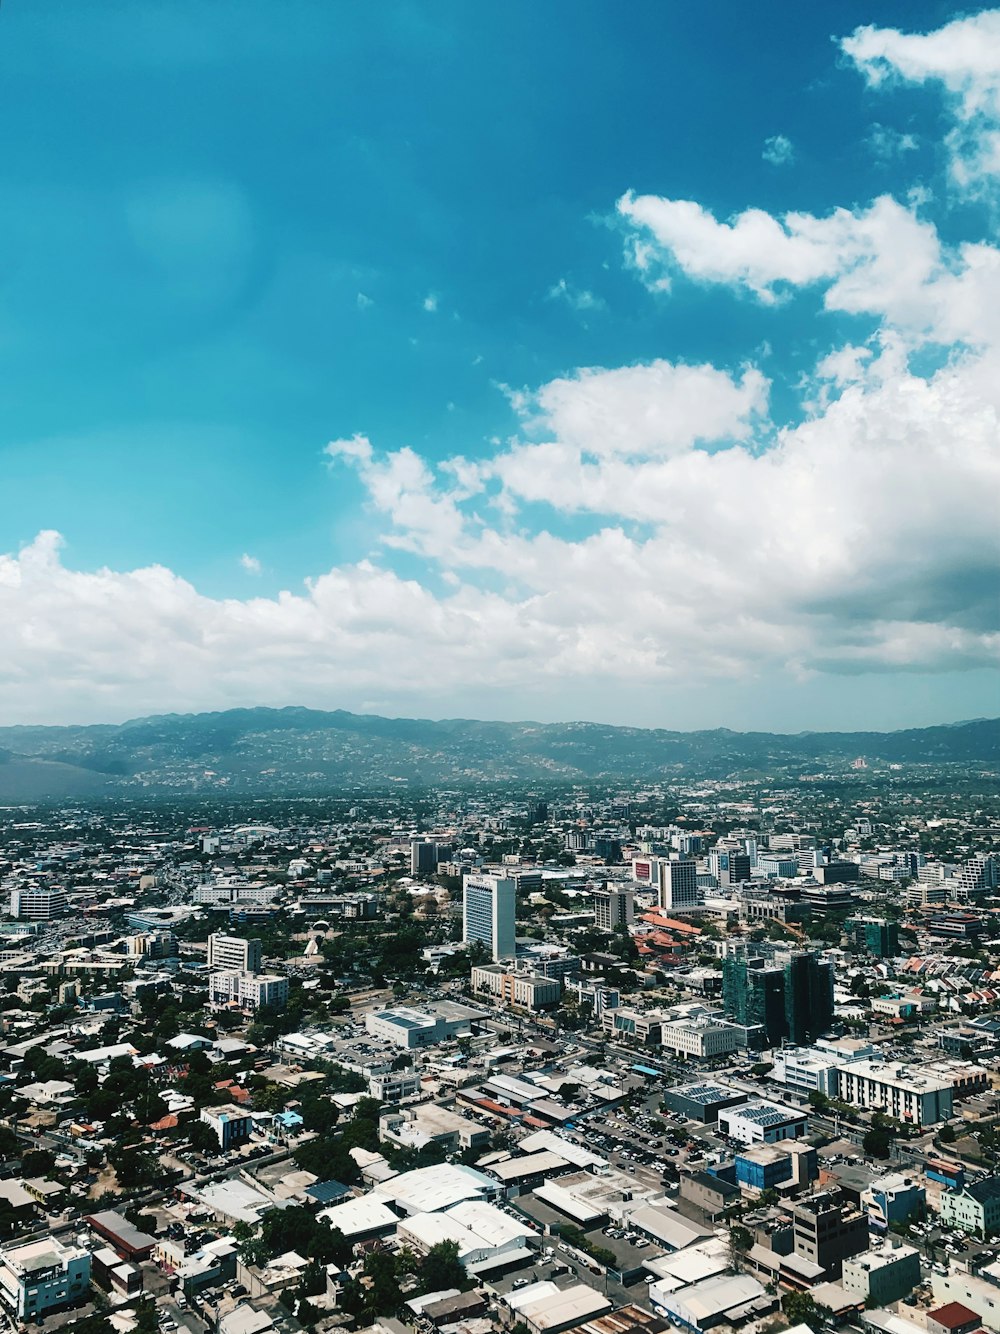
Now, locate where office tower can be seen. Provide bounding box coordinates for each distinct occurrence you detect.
[593,885,635,931]
[783,951,835,1045]
[410,840,438,875]
[659,859,700,911]
[959,856,999,898]
[709,850,753,887]
[849,918,900,959]
[723,956,787,1047]
[463,873,516,960]
[207,933,262,974]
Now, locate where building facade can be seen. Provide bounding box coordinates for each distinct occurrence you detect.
[462,874,516,960]
[207,933,262,973]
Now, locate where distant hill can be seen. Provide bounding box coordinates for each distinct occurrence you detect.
[0,706,996,798]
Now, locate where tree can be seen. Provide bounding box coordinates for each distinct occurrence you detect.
[783,1291,822,1331]
[419,1240,467,1294]
[939,1123,957,1143]
[808,1089,830,1115]
[728,1224,752,1273]
[186,1121,220,1155]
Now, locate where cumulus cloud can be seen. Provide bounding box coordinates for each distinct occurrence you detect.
[762,134,795,165]
[3,11,1000,724]
[422,293,438,312]
[842,9,1000,185]
[240,553,262,575]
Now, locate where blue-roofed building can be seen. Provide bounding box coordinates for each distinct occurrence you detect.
[305,1180,352,1206]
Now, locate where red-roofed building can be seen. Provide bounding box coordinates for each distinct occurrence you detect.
[927,1303,982,1334]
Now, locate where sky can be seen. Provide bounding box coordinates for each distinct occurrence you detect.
[1,0,998,732]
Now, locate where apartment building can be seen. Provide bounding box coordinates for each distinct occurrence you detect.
[208,970,288,1012]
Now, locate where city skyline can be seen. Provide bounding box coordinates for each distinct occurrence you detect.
[2,3,999,730]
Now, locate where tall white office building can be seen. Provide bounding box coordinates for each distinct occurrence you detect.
[463,873,516,960]
[659,860,701,912]
[207,933,263,973]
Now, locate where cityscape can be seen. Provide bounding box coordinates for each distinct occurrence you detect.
[1,6,1000,1334]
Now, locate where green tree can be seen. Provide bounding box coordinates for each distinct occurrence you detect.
[783,1291,822,1331]
[419,1240,467,1294]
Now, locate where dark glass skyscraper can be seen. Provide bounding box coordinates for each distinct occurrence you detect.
[722,948,834,1048]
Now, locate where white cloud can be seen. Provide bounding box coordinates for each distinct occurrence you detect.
[546,278,606,312]
[4,17,1000,726]
[422,293,438,312]
[240,553,262,575]
[842,10,1000,185]
[512,359,768,458]
[356,291,374,309]
[762,134,795,165]
[866,122,919,161]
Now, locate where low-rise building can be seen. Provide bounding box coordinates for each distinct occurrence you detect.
[0,1238,91,1320]
[659,1017,742,1061]
[940,1178,1000,1238]
[842,1241,921,1305]
[862,1173,926,1232]
[835,1060,954,1126]
[717,1101,808,1145]
[200,1104,253,1151]
[470,965,561,1012]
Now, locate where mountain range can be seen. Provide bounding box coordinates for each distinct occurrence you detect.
[0,707,997,800]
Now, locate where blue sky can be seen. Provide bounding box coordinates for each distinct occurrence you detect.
[1,1,998,730]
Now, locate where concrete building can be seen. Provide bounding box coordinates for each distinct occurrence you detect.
[208,970,288,1012]
[0,1238,91,1320]
[200,1104,253,1151]
[659,1017,742,1061]
[207,933,262,973]
[463,873,516,960]
[470,965,561,1012]
[9,888,68,920]
[717,1101,808,1146]
[862,1173,926,1232]
[791,1193,868,1279]
[835,1060,954,1127]
[842,1241,921,1305]
[593,886,635,932]
[940,1178,1000,1237]
[365,1002,483,1049]
[659,860,701,912]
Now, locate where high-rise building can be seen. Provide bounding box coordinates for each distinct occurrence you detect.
[593,885,635,931]
[848,917,900,959]
[783,951,835,1045]
[708,850,752,887]
[207,933,262,974]
[723,957,787,1047]
[410,840,439,875]
[722,948,834,1048]
[959,856,999,899]
[659,860,700,912]
[462,873,516,960]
